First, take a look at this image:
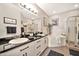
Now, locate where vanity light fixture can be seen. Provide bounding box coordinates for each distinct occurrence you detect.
[20,3,38,15]
[24,5,26,8]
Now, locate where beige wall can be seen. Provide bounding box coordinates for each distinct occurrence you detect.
[0,3,21,38]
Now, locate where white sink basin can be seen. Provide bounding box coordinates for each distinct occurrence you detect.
[37,34,45,36]
[9,38,29,44]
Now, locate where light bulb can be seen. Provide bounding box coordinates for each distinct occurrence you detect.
[74,4,79,8]
[53,11,56,14]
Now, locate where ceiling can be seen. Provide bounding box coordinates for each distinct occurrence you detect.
[36,3,79,16]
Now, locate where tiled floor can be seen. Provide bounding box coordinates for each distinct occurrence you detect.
[41,46,70,56]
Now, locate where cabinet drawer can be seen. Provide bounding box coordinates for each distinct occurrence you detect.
[20,46,29,52]
[20,42,35,56]
[35,39,42,47]
[36,39,42,44]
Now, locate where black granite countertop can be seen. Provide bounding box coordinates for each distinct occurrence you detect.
[0,34,48,54]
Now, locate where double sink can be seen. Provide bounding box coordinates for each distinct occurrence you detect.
[0,33,45,52]
[8,32,45,44]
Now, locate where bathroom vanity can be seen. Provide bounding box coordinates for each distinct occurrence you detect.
[0,35,48,56]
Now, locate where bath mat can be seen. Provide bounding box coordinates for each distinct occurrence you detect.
[69,49,79,56]
[47,50,64,56]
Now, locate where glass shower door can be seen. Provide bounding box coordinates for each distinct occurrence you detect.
[67,16,77,45]
[76,17,79,45]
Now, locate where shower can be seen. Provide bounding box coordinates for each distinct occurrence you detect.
[66,16,79,46]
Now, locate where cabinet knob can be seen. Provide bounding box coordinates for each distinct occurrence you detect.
[23,54,25,56]
[23,53,27,56]
[45,40,46,44]
[25,53,27,56]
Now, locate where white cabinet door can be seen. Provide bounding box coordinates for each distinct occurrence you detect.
[34,37,48,56]
[34,38,43,56]
[41,36,48,53]
[28,42,35,56]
